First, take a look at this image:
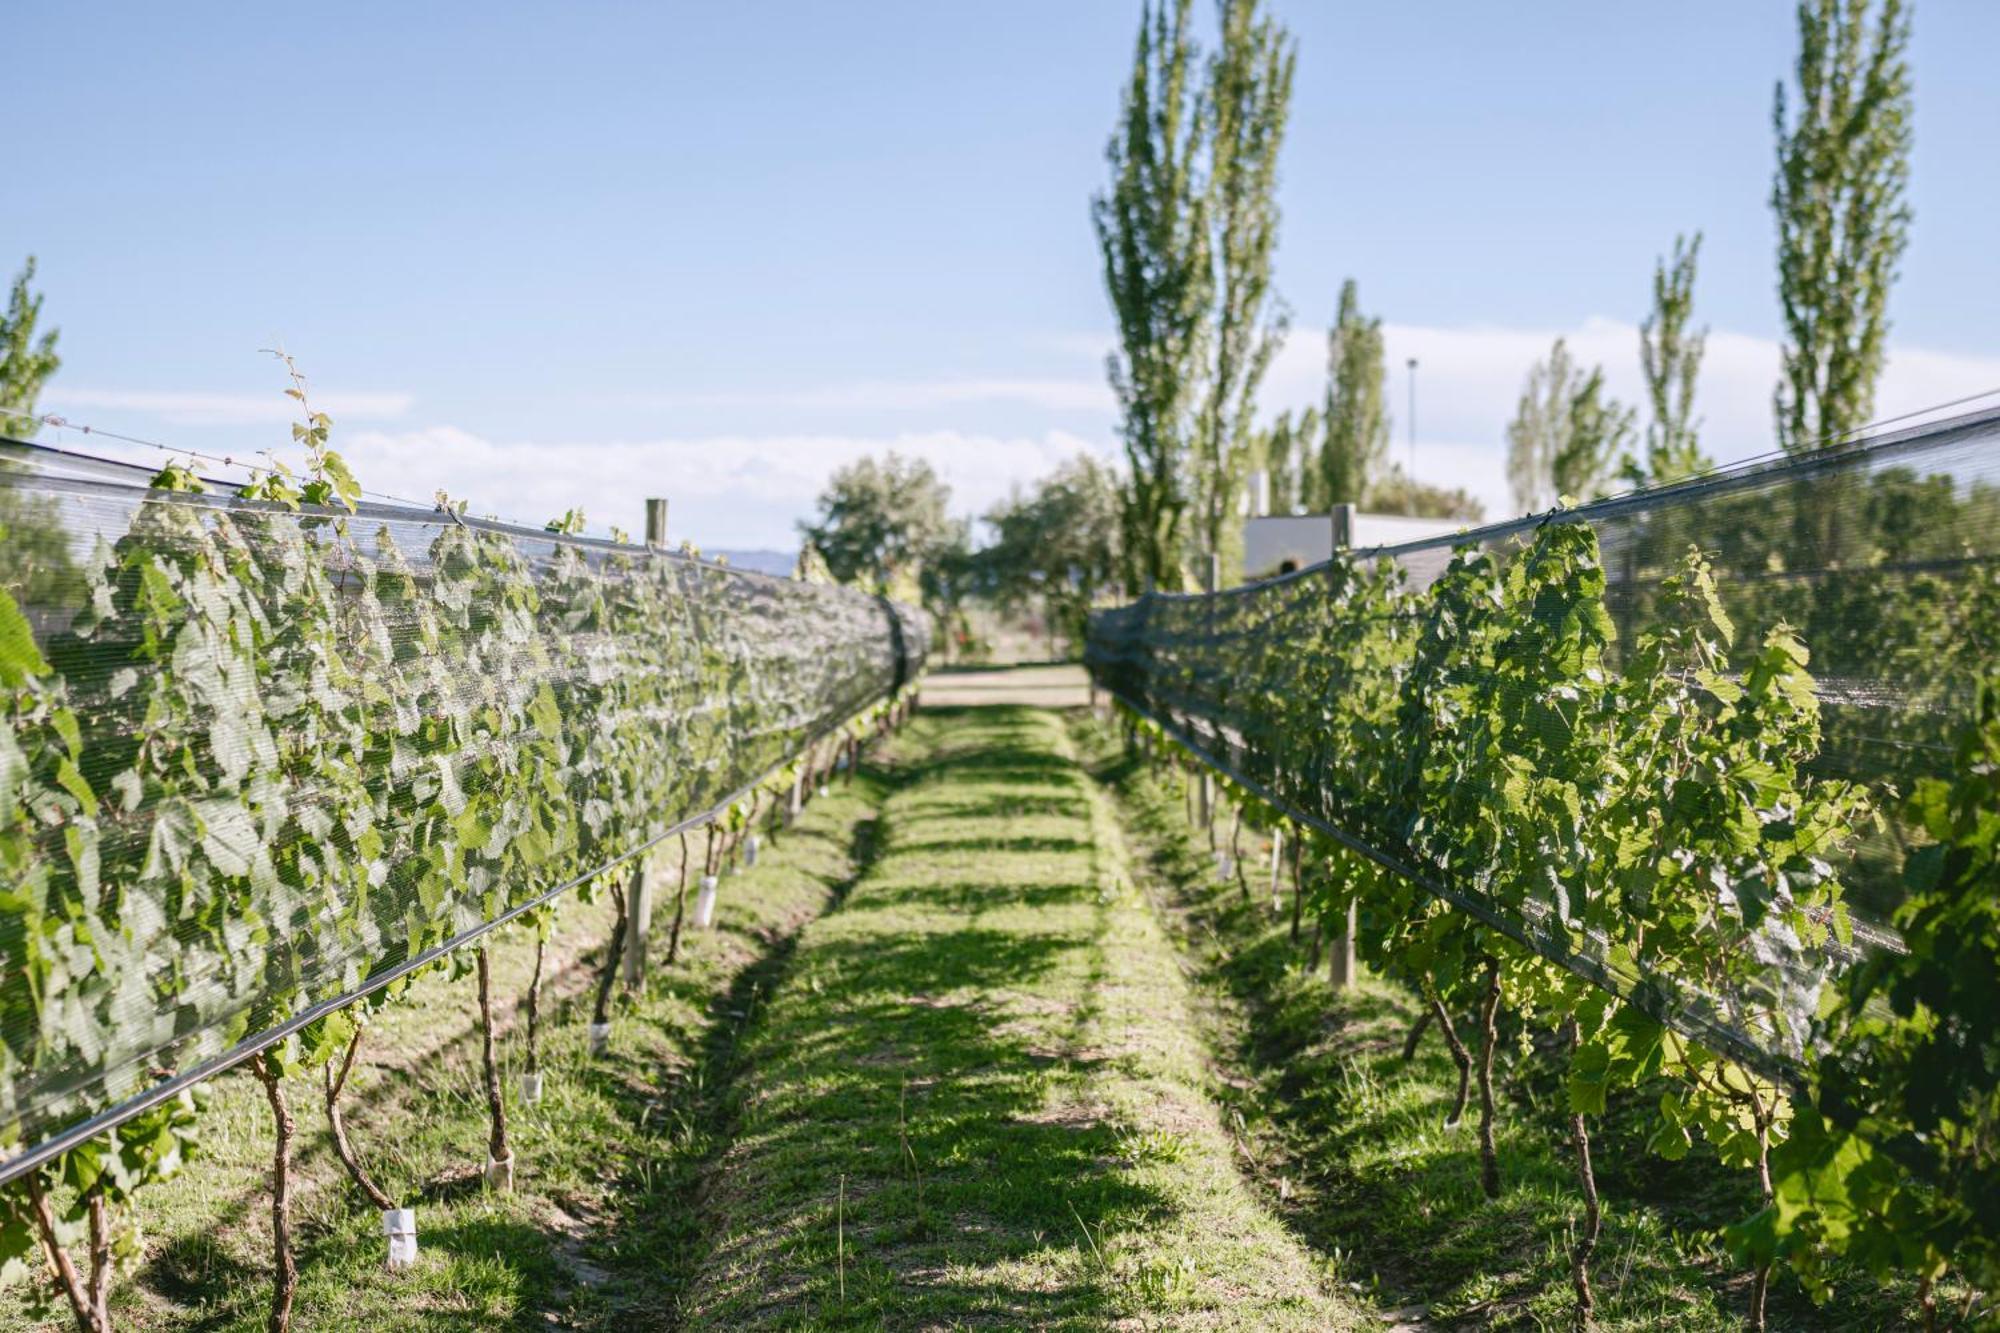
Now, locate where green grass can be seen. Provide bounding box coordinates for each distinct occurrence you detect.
[680,706,1365,1330]
[26,697,1949,1331]
[3,763,887,1331]
[1074,713,1958,1332]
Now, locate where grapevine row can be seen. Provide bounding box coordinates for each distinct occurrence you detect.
[1092,515,1998,1326]
[0,403,925,1328]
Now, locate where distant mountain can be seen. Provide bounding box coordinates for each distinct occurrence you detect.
[706,548,797,577]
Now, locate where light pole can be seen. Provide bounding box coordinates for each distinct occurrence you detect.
[1405,357,1419,515]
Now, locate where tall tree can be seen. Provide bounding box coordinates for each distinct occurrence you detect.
[1095,0,1210,593]
[1315,278,1390,509]
[0,257,74,609]
[980,454,1123,657]
[1633,232,1710,485]
[1505,338,1636,512]
[1191,0,1295,583]
[1255,405,1317,515]
[797,452,956,602]
[1365,466,1484,522]
[0,257,61,438]
[1772,0,1912,452]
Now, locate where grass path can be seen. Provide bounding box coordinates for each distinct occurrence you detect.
[682,706,1363,1330]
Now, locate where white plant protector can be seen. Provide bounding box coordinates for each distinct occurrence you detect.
[383,1207,418,1270]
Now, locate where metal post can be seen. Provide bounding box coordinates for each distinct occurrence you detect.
[1405,357,1418,514]
[1196,552,1219,830]
[1269,825,1284,911]
[621,858,651,991]
[1331,502,1356,552]
[1329,897,1358,990]
[644,497,669,549]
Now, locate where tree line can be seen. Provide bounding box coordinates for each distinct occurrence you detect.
[734,0,1920,670]
[1097,0,1914,587]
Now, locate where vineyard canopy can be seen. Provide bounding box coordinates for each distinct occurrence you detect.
[0,439,928,1178]
[1088,405,2000,1075]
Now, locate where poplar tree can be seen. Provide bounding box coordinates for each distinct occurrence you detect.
[1191,0,1295,582]
[1505,338,1635,513]
[0,257,61,438]
[1315,278,1390,509]
[1633,232,1710,485]
[0,257,72,607]
[1095,0,1210,593]
[1772,0,1912,453]
[1255,405,1318,514]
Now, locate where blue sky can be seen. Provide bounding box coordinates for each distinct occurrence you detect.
[8,2,1998,548]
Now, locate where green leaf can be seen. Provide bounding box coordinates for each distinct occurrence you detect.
[0,587,48,687]
[55,758,98,818]
[528,683,563,741]
[1568,1039,1612,1115]
[320,451,361,513]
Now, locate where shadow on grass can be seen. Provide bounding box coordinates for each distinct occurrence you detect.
[888,833,1094,857]
[685,708,1184,1328]
[577,808,885,1330]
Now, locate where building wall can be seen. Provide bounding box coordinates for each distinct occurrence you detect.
[1240,509,1469,582]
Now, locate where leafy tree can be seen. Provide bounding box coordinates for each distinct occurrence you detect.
[1505,338,1635,512]
[916,517,976,657]
[0,258,75,610]
[1363,466,1484,522]
[0,257,60,438]
[1095,0,1209,593]
[797,452,956,600]
[1315,278,1390,509]
[1773,0,1912,453]
[981,455,1123,657]
[1191,0,1295,581]
[792,541,835,585]
[1633,232,1711,485]
[1254,405,1317,514]
[1096,0,1294,590]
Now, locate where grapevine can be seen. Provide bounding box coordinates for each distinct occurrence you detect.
[0,375,927,1325]
[1092,503,1989,1324]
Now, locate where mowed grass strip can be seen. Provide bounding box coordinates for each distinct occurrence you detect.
[1,766,886,1333]
[683,706,1364,1330]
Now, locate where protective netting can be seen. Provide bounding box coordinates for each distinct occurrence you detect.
[1088,405,2000,1076]
[0,439,927,1173]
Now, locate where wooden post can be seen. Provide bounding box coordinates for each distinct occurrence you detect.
[622,858,652,990]
[645,497,669,548]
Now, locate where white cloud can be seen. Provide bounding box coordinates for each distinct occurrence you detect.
[1256,318,2000,522]
[47,389,415,427]
[339,425,1117,550]
[626,377,1113,415]
[42,327,2000,545]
